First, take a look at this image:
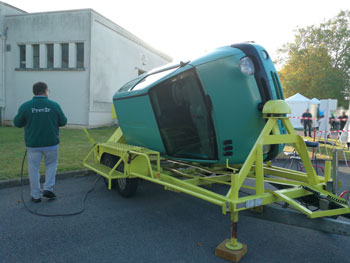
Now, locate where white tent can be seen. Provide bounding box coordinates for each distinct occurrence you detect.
[310,98,320,104]
[340,118,350,144]
[318,99,337,136]
[286,93,310,102]
[339,118,349,165]
[285,93,316,129]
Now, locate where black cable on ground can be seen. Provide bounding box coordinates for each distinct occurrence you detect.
[20,150,101,217]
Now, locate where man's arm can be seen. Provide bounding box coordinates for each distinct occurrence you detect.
[13,106,26,127]
[57,104,67,127]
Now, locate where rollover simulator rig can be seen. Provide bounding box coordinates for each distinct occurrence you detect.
[83,43,350,262]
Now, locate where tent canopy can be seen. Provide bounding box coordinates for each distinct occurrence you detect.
[311,98,320,104]
[285,93,316,129]
[285,93,310,102]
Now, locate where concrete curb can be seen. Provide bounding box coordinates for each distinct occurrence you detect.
[0,170,96,190]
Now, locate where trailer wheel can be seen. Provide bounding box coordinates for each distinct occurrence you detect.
[101,154,118,189]
[100,154,138,197]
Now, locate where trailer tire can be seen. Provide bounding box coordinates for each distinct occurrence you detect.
[101,154,118,189]
[100,153,138,197]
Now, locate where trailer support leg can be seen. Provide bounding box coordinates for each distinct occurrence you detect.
[226,212,243,250]
[215,212,247,262]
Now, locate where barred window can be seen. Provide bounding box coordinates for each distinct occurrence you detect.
[76,43,84,68]
[19,45,26,69]
[33,44,39,69]
[61,43,69,68]
[17,42,86,70]
[47,44,54,68]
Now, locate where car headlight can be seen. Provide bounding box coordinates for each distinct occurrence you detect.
[239,57,255,75]
[261,50,269,60]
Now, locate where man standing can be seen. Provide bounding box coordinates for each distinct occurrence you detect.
[340,111,348,130]
[14,82,67,203]
[302,108,313,137]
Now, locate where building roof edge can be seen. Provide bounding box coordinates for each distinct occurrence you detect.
[90,9,172,62]
[5,7,172,62]
[0,1,27,13]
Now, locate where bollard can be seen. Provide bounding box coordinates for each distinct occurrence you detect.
[331,149,339,195]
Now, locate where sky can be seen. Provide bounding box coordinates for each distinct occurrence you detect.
[5,0,350,63]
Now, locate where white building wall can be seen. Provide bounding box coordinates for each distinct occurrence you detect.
[53,43,62,68]
[4,10,91,125]
[88,11,172,126]
[0,2,25,29]
[39,44,47,68]
[1,6,172,127]
[0,2,25,116]
[68,43,77,68]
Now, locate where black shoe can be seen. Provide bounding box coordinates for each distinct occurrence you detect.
[43,190,56,199]
[31,197,41,203]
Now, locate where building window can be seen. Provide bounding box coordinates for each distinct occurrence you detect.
[76,43,84,68]
[17,42,86,70]
[61,43,69,68]
[33,44,39,69]
[138,69,146,75]
[47,44,53,68]
[19,45,26,69]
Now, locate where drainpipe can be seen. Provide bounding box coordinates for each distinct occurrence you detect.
[0,37,4,125]
[0,28,7,126]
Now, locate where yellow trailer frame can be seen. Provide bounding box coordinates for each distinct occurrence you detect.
[83,100,350,261]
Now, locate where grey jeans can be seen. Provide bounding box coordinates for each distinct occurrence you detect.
[27,146,58,198]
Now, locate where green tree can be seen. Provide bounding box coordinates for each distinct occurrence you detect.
[278,10,350,106]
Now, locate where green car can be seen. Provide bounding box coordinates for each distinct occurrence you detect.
[113,43,285,164]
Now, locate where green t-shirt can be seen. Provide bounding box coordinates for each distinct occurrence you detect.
[14,96,67,147]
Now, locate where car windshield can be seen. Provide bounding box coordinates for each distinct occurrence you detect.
[132,67,177,91]
[149,69,217,160]
[118,75,145,92]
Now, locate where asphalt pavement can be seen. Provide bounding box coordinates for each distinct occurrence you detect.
[1,162,350,263]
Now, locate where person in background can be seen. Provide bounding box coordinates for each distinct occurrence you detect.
[329,111,336,130]
[14,82,67,203]
[340,111,348,130]
[301,108,313,137]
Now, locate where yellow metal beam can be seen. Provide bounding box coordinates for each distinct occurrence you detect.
[82,100,350,221]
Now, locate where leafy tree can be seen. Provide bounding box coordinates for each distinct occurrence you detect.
[278,10,350,106]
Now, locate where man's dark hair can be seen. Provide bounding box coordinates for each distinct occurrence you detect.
[33,82,48,95]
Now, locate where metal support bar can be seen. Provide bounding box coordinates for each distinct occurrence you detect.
[241,205,350,236]
[82,100,350,230]
[83,128,96,146]
[129,150,156,179]
[83,145,97,165]
[332,149,339,195]
[131,171,228,212]
[225,212,243,250]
